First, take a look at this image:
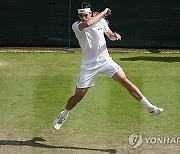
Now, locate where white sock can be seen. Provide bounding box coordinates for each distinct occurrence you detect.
[140,97,154,108]
[62,109,69,117]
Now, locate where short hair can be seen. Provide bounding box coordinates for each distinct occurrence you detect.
[78,2,91,9]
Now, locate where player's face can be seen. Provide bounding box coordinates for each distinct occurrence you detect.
[78,12,92,22]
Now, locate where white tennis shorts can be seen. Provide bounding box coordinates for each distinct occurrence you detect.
[77,59,122,88]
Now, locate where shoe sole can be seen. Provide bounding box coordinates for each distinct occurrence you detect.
[53,123,63,130]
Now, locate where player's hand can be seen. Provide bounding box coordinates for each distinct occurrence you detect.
[114,32,121,40]
[103,8,111,17]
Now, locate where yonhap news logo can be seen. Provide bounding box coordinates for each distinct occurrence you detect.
[129,133,180,148]
[129,133,143,148]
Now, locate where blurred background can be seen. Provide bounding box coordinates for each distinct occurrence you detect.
[0,0,180,49]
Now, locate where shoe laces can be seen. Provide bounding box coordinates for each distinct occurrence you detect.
[57,114,64,123]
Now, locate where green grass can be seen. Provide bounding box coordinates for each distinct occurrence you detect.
[0,52,180,153]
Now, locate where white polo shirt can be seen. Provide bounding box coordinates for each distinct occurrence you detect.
[72,18,111,67]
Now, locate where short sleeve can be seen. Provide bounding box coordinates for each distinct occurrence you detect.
[72,21,82,33]
[101,18,110,32]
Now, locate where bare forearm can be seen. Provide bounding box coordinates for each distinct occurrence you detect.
[108,32,121,41]
[86,11,105,26]
[85,8,111,26]
[79,8,111,31]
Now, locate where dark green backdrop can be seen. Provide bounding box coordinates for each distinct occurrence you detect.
[0,0,180,48]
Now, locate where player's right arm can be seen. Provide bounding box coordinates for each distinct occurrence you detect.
[78,8,111,31]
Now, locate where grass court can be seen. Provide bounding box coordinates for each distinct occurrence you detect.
[0,50,180,153]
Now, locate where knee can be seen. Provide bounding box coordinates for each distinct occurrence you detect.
[121,77,133,89]
[73,93,85,103]
[121,76,128,85]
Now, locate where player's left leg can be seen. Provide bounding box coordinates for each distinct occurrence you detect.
[111,70,163,115]
[53,65,98,130]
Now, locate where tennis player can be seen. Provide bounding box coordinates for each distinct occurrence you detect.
[53,2,163,130]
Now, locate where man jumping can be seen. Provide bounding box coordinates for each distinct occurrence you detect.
[53,2,163,130]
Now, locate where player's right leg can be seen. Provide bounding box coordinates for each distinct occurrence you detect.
[112,69,163,116]
[53,87,89,130]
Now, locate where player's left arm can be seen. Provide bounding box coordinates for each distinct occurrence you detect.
[105,30,121,41]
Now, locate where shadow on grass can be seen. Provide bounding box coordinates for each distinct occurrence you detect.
[120,56,180,63]
[0,137,117,154]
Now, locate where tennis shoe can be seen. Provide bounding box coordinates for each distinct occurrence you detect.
[148,106,164,116]
[53,111,68,130]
